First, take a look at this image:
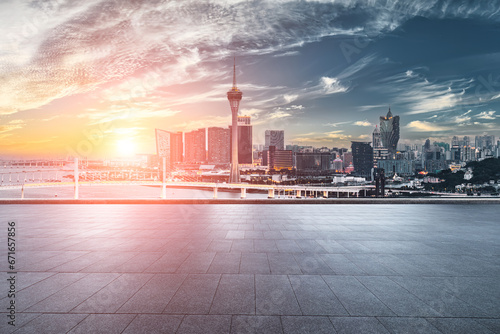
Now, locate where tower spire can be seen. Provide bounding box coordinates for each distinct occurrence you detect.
[232,57,237,90]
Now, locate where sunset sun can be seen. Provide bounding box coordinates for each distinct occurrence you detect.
[116,139,136,157]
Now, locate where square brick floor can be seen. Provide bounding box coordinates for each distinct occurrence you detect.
[1,204,499,333]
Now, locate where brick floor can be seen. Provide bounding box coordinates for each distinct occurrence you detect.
[0,204,499,333]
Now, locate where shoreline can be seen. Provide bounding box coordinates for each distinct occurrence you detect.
[1,197,499,204]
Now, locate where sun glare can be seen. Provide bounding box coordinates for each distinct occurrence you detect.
[116,139,136,157]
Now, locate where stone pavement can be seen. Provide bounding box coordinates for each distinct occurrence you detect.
[0,204,499,333]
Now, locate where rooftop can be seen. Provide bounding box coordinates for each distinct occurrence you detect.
[1,203,499,333]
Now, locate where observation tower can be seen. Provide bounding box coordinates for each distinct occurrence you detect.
[227,58,243,183]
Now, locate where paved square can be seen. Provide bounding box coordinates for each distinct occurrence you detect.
[1,204,499,333]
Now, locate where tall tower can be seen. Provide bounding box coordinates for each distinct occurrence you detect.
[227,58,243,183]
[379,108,400,156]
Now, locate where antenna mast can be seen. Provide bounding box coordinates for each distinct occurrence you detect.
[232,57,237,90]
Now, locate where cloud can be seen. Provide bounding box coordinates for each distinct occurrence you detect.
[265,105,305,120]
[336,54,379,81]
[0,123,24,133]
[406,120,452,132]
[239,104,303,127]
[283,94,299,104]
[325,121,351,127]
[354,120,372,126]
[375,70,474,115]
[357,104,387,112]
[175,115,231,132]
[11,0,488,115]
[78,99,181,126]
[0,0,365,115]
[453,110,473,124]
[273,51,300,57]
[1,0,497,117]
[239,108,264,118]
[269,110,293,119]
[1,0,500,154]
[320,77,349,95]
[476,111,497,120]
[292,130,352,143]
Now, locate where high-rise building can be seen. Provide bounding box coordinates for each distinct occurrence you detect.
[423,140,447,172]
[207,127,230,163]
[332,158,343,172]
[424,139,431,151]
[185,128,206,163]
[351,141,373,178]
[377,159,415,176]
[450,145,461,162]
[342,152,353,167]
[267,146,293,170]
[372,125,382,148]
[264,130,285,150]
[170,131,183,164]
[475,135,495,150]
[295,152,331,171]
[463,136,471,147]
[379,108,400,155]
[372,124,388,167]
[461,145,474,162]
[230,116,252,165]
[155,129,183,166]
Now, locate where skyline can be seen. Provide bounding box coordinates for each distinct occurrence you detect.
[1,0,500,158]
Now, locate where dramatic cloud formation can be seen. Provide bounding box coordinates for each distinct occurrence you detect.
[0,0,500,156]
[406,120,452,132]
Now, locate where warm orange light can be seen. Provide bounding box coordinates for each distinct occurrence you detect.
[116,139,136,156]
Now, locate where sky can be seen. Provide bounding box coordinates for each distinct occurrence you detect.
[1,0,500,159]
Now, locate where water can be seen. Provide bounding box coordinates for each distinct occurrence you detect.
[0,184,269,199]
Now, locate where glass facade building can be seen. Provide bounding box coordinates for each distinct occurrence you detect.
[380,108,400,155]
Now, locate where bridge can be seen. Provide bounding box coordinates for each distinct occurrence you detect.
[0,179,372,199]
[0,157,376,199]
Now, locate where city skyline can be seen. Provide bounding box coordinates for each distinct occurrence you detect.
[1,0,500,158]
